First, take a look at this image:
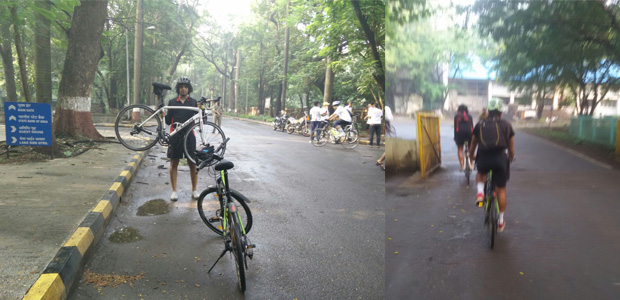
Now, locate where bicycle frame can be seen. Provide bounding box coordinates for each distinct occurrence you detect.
[133,105,212,142]
[216,169,247,236]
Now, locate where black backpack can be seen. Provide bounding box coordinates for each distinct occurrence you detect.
[455,111,471,133]
[478,118,508,151]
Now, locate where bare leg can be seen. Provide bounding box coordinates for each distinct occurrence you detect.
[188,160,197,192]
[170,158,180,192]
[457,145,464,169]
[377,152,386,164]
[496,187,507,213]
[476,171,487,185]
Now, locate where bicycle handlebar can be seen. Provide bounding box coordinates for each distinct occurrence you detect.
[196,137,230,172]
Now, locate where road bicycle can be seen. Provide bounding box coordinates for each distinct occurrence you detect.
[114,82,226,165]
[195,139,255,292]
[463,141,472,185]
[479,170,499,249]
[311,121,359,149]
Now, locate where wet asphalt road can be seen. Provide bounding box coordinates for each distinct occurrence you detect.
[386,121,620,299]
[70,118,385,300]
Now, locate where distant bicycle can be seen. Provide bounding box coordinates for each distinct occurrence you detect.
[114,82,226,165]
[463,141,472,185]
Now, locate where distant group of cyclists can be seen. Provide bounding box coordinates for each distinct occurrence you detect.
[453,99,515,232]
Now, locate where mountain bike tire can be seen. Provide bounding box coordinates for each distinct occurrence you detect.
[114,104,161,151]
[230,211,247,292]
[312,130,328,147]
[490,197,497,249]
[341,129,359,149]
[183,122,226,166]
[197,187,253,236]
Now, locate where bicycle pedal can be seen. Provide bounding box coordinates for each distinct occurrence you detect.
[477,202,483,207]
[208,216,221,223]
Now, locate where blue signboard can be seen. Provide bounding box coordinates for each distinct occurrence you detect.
[4,102,53,146]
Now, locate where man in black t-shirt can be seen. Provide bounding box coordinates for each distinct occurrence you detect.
[164,77,199,201]
[469,98,515,232]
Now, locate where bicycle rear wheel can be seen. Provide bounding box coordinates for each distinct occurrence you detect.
[184,122,226,166]
[230,211,246,292]
[464,156,471,185]
[489,196,497,249]
[197,187,253,236]
[114,105,161,151]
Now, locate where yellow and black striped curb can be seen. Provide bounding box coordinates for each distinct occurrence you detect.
[22,151,148,300]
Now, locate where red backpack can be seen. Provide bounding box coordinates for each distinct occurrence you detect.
[455,111,471,133]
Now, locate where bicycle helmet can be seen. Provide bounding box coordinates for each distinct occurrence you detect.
[332,100,341,106]
[457,104,468,113]
[175,77,193,94]
[487,97,504,112]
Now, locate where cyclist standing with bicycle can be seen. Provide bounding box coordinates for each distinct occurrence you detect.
[165,77,200,201]
[454,104,474,171]
[469,98,515,232]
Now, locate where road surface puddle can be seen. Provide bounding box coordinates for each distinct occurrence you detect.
[137,199,170,216]
[109,227,143,243]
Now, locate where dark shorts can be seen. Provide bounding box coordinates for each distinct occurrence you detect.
[454,131,472,147]
[334,120,351,128]
[167,130,196,161]
[476,151,510,188]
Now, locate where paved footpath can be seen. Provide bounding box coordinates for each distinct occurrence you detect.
[0,125,146,300]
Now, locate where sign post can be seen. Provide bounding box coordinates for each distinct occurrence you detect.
[4,102,53,159]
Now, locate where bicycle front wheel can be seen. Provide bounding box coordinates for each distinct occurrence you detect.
[183,122,226,166]
[489,196,497,249]
[197,187,253,236]
[114,105,161,151]
[230,211,247,292]
[341,129,359,149]
[312,130,328,147]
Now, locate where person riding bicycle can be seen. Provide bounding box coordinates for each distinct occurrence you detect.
[165,77,200,201]
[454,104,474,171]
[327,100,352,141]
[469,98,515,232]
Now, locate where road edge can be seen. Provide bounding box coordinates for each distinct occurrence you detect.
[21,151,148,300]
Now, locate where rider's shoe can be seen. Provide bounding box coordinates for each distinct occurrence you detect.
[475,193,484,206]
[498,219,505,232]
[192,190,200,199]
[171,191,178,202]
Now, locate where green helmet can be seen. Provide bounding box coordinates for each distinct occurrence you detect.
[487,97,504,112]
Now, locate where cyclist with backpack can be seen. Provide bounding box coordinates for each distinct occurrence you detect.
[469,98,515,232]
[454,104,474,171]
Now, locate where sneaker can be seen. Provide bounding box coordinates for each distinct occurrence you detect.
[368,144,373,147]
[375,145,380,148]
[475,193,484,206]
[192,190,200,199]
[498,219,505,232]
[170,191,178,202]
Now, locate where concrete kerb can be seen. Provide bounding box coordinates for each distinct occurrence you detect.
[21,151,148,300]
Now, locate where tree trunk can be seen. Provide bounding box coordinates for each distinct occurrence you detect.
[234,48,241,113]
[0,14,18,101]
[11,5,32,102]
[53,0,108,140]
[34,0,52,104]
[350,0,385,93]
[281,0,291,110]
[258,68,265,115]
[132,0,144,121]
[276,82,283,114]
[323,57,334,105]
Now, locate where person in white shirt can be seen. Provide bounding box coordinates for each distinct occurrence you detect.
[346,101,354,115]
[384,105,394,136]
[328,100,352,138]
[365,102,383,147]
[309,101,322,143]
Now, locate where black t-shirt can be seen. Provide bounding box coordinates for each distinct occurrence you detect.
[473,118,515,154]
[165,96,198,132]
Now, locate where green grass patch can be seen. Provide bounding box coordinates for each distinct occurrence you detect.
[224,113,274,122]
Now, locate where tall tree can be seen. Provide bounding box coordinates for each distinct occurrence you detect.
[0,5,18,102]
[34,0,52,104]
[53,0,108,139]
[10,4,33,102]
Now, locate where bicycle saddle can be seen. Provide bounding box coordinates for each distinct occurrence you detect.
[214,159,234,171]
[152,82,172,96]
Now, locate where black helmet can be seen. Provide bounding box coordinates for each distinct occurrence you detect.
[457,104,468,113]
[175,77,193,94]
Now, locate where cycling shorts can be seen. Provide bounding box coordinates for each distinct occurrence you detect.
[476,151,510,188]
[454,131,472,147]
[167,130,196,161]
